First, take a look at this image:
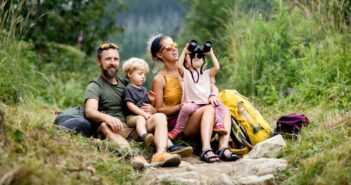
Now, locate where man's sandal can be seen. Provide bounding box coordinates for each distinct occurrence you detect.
[216,147,240,161]
[200,149,220,163]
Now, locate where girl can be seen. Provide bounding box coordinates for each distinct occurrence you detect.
[168,42,227,140]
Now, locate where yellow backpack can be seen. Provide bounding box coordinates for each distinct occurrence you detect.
[219,89,272,154]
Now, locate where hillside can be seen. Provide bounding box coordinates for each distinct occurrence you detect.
[1,0,350,184]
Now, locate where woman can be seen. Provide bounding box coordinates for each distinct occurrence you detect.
[148,33,239,163]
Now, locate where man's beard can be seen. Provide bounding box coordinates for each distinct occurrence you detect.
[102,68,117,79]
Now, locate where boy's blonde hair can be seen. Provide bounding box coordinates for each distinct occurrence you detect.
[122,57,149,79]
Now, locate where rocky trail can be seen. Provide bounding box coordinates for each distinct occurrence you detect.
[138,135,288,185]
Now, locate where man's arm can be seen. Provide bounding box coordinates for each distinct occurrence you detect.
[85,98,123,133]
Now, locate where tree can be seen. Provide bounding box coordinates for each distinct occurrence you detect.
[18,0,126,54]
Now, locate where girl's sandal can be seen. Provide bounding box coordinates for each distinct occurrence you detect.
[216,147,240,161]
[200,149,220,163]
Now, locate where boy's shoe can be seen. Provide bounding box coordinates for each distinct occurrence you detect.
[151,153,181,167]
[213,123,228,136]
[168,130,181,140]
[131,155,149,170]
[141,133,154,146]
[167,145,193,158]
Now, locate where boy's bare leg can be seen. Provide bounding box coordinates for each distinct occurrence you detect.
[134,115,148,137]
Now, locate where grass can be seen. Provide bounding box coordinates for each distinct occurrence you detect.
[261,105,351,185]
[0,103,139,184]
[2,97,350,185]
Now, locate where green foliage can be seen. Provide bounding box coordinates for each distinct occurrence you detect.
[0,34,94,107]
[0,1,34,104]
[220,0,351,108]
[181,0,235,53]
[1,0,104,108]
[184,1,351,183]
[0,39,36,104]
[0,0,30,41]
[184,0,350,108]
[31,43,98,107]
[8,0,126,54]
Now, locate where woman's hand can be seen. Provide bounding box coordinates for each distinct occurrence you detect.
[141,103,157,114]
[147,90,156,103]
[177,103,183,111]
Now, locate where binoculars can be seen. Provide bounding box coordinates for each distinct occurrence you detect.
[188,40,212,59]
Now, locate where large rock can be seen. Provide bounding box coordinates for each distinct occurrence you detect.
[247,134,286,159]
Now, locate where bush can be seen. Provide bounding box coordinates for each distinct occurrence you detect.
[12,0,126,54]
[221,0,351,108]
[0,38,37,104]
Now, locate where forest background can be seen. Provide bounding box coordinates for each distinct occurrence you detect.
[0,0,350,184]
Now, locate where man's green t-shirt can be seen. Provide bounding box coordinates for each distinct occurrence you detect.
[85,75,128,122]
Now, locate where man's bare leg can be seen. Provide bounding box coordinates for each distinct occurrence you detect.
[99,122,131,151]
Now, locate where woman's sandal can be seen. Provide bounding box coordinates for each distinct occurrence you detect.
[216,147,240,161]
[200,149,220,163]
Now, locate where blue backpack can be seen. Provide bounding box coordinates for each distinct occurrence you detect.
[53,106,85,125]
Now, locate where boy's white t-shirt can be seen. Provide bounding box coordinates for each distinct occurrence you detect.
[180,68,211,104]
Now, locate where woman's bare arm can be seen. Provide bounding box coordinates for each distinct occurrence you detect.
[177,44,189,78]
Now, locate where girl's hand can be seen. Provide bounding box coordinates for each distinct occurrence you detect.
[209,94,220,107]
[204,47,214,56]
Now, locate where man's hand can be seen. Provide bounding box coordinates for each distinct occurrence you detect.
[209,94,221,107]
[104,114,124,133]
[141,103,157,114]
